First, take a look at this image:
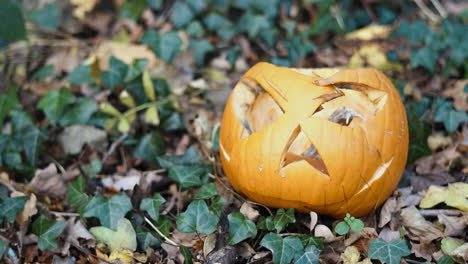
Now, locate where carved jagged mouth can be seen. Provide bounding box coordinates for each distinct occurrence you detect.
[280,126,329,176]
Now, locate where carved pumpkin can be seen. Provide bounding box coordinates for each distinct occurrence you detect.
[219,62,408,218]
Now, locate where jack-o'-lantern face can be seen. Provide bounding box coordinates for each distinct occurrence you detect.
[219,62,408,218]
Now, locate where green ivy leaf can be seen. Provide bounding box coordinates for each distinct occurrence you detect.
[101,56,129,90]
[136,225,160,250]
[32,65,54,81]
[83,194,133,230]
[437,255,455,264]
[90,218,137,251]
[410,46,438,73]
[300,235,324,251]
[186,21,205,38]
[126,59,148,82]
[59,98,98,126]
[170,1,194,28]
[168,165,208,189]
[67,175,88,213]
[193,183,217,200]
[29,4,60,30]
[32,215,67,251]
[209,195,226,216]
[0,0,27,41]
[227,212,257,245]
[176,200,219,234]
[395,20,431,43]
[157,147,202,168]
[132,133,165,165]
[0,86,20,127]
[141,30,182,63]
[406,101,432,164]
[119,0,146,20]
[335,221,350,235]
[0,238,6,259]
[435,101,468,133]
[67,64,94,85]
[0,196,28,224]
[368,238,411,264]
[179,245,193,264]
[295,245,320,264]
[238,13,270,38]
[140,193,165,221]
[273,208,296,233]
[37,87,74,125]
[186,0,208,14]
[260,233,304,264]
[190,39,214,65]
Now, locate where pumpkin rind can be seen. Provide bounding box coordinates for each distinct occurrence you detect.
[220,62,409,218]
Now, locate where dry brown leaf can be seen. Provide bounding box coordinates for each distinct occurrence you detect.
[240,203,260,222]
[11,192,37,225]
[314,224,336,243]
[344,228,378,250]
[378,227,400,242]
[400,206,444,242]
[442,80,468,111]
[410,240,438,261]
[438,213,468,237]
[203,233,216,257]
[30,164,67,198]
[378,197,403,228]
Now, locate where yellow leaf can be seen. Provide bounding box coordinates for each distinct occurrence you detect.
[108,249,134,263]
[348,44,403,72]
[420,183,468,211]
[142,71,156,101]
[100,103,121,117]
[118,118,131,133]
[341,246,361,264]
[70,0,98,19]
[345,25,391,41]
[104,118,118,131]
[119,91,136,108]
[95,42,159,71]
[144,105,160,126]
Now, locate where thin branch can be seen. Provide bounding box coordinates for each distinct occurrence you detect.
[0,178,16,192]
[413,0,439,22]
[144,216,179,247]
[102,132,129,164]
[419,209,463,217]
[50,211,81,217]
[430,0,447,18]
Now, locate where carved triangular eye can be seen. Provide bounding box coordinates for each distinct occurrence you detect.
[281,126,329,176]
[231,78,284,139]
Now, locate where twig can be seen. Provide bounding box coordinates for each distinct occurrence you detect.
[102,132,129,164]
[430,0,447,18]
[419,209,463,217]
[413,0,439,22]
[144,216,179,247]
[0,178,16,192]
[50,211,81,217]
[278,233,304,237]
[142,169,167,175]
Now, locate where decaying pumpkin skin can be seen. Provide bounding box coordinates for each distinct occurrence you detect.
[219,62,409,218]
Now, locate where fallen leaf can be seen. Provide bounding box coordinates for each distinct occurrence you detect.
[240,202,260,222]
[378,197,403,228]
[410,240,438,261]
[400,206,443,241]
[340,246,372,264]
[378,227,401,242]
[30,164,67,198]
[203,233,216,257]
[309,211,318,232]
[442,80,468,111]
[101,175,141,191]
[438,213,468,237]
[427,134,453,151]
[10,192,37,225]
[70,0,98,19]
[450,243,468,262]
[441,237,464,255]
[314,224,336,243]
[89,218,137,252]
[348,44,403,72]
[410,173,455,193]
[345,25,391,41]
[344,228,378,251]
[420,182,468,211]
[58,125,108,155]
[95,42,159,71]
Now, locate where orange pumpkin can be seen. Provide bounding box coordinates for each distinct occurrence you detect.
[219,62,408,218]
